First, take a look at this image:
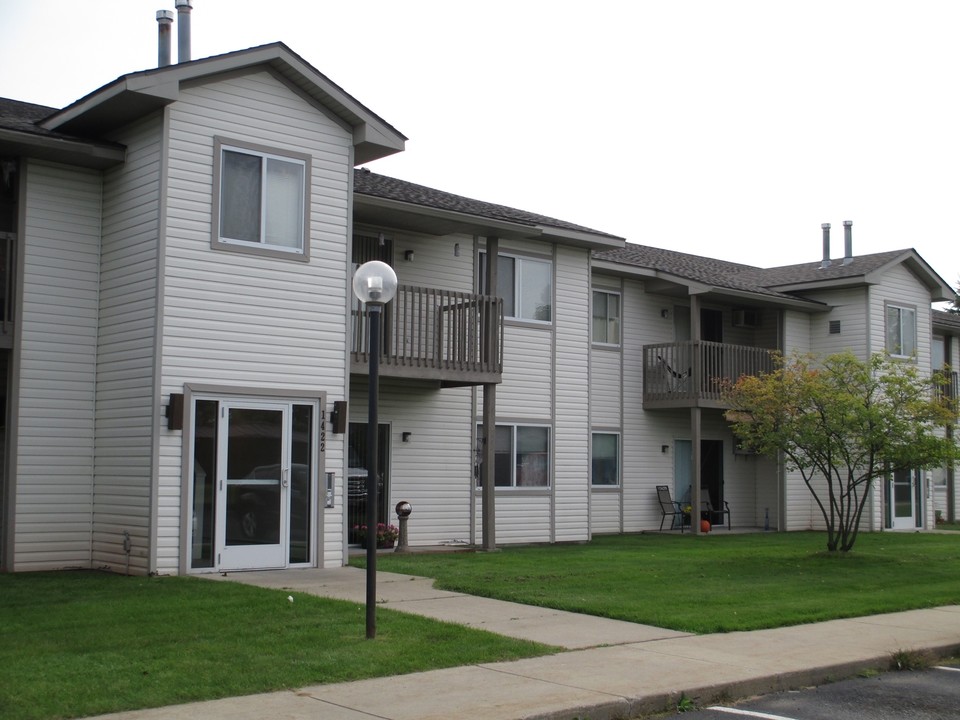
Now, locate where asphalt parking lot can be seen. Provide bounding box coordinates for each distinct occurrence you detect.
[669,663,960,719]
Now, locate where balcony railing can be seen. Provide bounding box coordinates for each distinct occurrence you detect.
[643,341,776,409]
[934,370,959,405]
[351,285,503,387]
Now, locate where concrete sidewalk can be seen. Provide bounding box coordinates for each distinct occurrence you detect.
[94,567,960,720]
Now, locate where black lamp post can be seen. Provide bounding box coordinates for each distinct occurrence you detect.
[351,260,398,639]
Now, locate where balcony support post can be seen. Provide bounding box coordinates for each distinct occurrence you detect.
[948,424,956,523]
[689,295,702,535]
[481,236,499,551]
[691,407,702,535]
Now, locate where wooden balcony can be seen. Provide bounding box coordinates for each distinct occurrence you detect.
[934,370,959,405]
[643,341,776,409]
[351,285,503,387]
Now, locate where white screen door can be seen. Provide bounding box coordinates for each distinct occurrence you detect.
[890,469,917,530]
[217,402,290,570]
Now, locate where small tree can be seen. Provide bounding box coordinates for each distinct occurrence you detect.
[950,280,960,314]
[726,351,958,552]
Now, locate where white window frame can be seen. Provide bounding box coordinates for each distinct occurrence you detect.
[591,432,620,487]
[885,303,917,358]
[212,137,311,261]
[480,251,553,323]
[476,423,551,488]
[592,290,621,346]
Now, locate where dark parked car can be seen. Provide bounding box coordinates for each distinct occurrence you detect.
[226,464,309,544]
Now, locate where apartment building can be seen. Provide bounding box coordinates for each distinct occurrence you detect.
[0,42,954,575]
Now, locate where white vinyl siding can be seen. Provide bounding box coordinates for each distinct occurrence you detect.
[871,265,932,363]
[14,161,101,570]
[156,70,355,572]
[352,381,474,546]
[621,286,680,532]
[93,115,163,574]
[590,349,621,426]
[497,324,554,417]
[552,246,590,541]
[807,288,868,358]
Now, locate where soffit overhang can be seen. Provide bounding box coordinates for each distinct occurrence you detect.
[0,128,124,169]
[354,193,626,249]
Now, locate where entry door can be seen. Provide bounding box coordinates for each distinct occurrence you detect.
[217,402,290,570]
[890,469,918,530]
[674,439,724,521]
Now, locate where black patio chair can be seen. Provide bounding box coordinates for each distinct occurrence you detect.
[701,497,731,530]
[657,485,688,532]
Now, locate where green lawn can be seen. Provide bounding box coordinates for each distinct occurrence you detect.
[0,572,554,720]
[5,532,959,720]
[359,531,960,634]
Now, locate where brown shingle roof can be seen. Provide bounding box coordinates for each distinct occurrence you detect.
[594,244,802,300]
[0,97,59,136]
[594,243,945,306]
[934,309,960,334]
[354,168,623,240]
[753,250,913,287]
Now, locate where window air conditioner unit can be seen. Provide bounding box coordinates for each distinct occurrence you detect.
[732,309,760,328]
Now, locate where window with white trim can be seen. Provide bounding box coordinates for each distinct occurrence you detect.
[213,139,309,258]
[476,424,550,487]
[480,252,552,322]
[592,290,621,345]
[885,304,916,357]
[591,433,619,486]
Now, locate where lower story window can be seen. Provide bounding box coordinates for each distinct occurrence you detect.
[477,424,550,488]
[591,433,619,486]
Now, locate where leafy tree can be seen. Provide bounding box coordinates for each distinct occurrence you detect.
[950,280,960,314]
[725,351,958,552]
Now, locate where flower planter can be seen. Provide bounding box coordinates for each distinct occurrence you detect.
[352,523,399,549]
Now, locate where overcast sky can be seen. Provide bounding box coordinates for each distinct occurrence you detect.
[1,1,957,292]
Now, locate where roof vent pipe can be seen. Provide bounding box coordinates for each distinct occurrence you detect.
[176,0,192,63]
[820,223,831,268]
[157,10,174,67]
[843,220,853,264]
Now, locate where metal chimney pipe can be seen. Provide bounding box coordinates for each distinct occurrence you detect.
[176,0,193,63]
[157,10,174,67]
[843,220,853,265]
[821,223,832,268]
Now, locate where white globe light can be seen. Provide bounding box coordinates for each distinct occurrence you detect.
[352,260,398,305]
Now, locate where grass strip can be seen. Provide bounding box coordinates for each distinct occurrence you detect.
[0,571,555,720]
[361,531,960,634]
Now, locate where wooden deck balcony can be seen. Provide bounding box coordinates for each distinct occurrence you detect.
[351,285,503,387]
[643,341,776,409]
[934,370,959,405]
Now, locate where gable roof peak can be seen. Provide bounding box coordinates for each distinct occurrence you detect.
[40,42,406,165]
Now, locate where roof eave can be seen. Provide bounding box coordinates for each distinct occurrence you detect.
[539,226,624,250]
[591,258,658,278]
[0,127,125,169]
[354,192,623,248]
[766,275,873,293]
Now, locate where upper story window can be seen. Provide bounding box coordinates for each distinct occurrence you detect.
[592,290,621,345]
[213,138,310,260]
[885,304,917,358]
[480,251,552,322]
